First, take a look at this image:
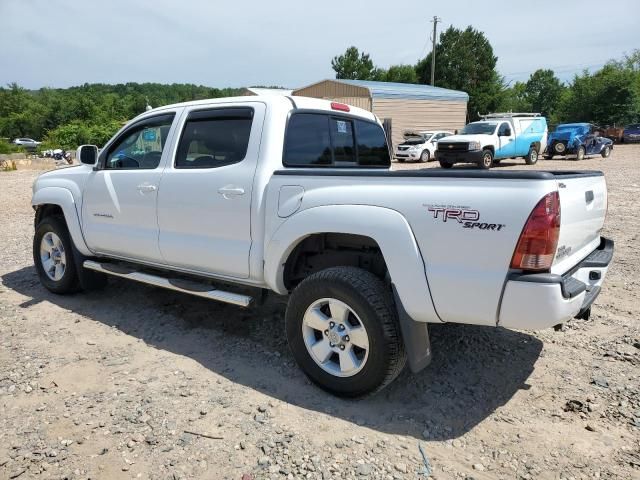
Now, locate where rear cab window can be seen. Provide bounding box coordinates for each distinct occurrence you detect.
[283,112,390,168]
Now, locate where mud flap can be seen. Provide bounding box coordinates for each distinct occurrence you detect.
[392,286,432,373]
[70,243,108,291]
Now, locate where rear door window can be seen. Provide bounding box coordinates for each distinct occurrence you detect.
[284,113,389,167]
[175,108,253,169]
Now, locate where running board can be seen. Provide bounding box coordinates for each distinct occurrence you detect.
[83,260,253,307]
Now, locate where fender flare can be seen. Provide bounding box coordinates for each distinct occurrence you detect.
[32,187,92,256]
[264,204,441,324]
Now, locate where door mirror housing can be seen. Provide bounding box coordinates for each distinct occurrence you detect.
[77,145,99,165]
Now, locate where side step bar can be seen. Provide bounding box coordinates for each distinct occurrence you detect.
[83,260,253,307]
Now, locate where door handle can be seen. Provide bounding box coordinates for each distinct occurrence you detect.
[137,183,157,193]
[218,185,245,198]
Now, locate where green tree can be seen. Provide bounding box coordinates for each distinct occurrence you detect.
[524,69,564,117]
[415,26,504,119]
[375,65,418,84]
[331,47,376,80]
[555,63,639,125]
[499,81,531,113]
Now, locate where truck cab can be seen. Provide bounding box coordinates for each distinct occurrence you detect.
[436,113,548,169]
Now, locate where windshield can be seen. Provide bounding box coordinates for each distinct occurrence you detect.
[459,122,497,135]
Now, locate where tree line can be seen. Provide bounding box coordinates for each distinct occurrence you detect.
[331,26,640,126]
[0,83,242,151]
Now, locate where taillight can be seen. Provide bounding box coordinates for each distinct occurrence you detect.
[330,102,350,112]
[510,191,561,271]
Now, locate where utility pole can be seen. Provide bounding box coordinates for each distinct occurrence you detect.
[430,16,441,86]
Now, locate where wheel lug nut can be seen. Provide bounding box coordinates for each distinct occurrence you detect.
[324,330,329,336]
[339,345,345,350]
[329,343,335,348]
[338,324,345,331]
[329,321,335,328]
[344,335,350,342]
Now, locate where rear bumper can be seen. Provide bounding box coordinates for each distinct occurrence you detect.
[498,237,613,330]
[436,149,483,164]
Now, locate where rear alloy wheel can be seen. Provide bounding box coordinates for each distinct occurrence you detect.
[286,267,406,397]
[576,146,585,161]
[479,149,493,169]
[420,150,430,162]
[525,147,539,165]
[601,146,611,158]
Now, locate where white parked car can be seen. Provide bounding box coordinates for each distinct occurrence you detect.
[31,96,613,396]
[394,130,452,162]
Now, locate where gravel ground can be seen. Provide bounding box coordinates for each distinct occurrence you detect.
[0,144,639,480]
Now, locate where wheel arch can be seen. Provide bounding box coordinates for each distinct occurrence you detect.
[32,187,91,255]
[264,204,441,324]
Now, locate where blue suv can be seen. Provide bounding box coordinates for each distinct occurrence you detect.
[545,123,613,160]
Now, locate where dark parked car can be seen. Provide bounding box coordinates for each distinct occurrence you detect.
[623,123,640,143]
[544,123,613,160]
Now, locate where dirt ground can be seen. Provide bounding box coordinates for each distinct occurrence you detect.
[0,144,639,480]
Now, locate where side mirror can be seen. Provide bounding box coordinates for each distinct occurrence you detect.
[77,145,98,165]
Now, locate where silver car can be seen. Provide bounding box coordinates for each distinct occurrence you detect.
[13,138,41,150]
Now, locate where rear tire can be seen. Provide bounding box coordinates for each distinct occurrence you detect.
[601,146,611,158]
[479,149,493,169]
[285,267,406,397]
[525,146,539,165]
[33,216,80,294]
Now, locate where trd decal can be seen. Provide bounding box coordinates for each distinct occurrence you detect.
[426,205,506,231]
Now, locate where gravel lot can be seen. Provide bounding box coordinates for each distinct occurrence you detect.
[1,144,639,480]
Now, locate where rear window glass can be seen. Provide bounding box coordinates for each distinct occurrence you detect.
[356,120,390,166]
[283,114,332,166]
[284,113,389,168]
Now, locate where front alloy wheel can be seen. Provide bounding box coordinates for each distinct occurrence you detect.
[40,232,67,281]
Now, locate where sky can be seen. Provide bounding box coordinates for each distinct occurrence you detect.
[1,0,638,90]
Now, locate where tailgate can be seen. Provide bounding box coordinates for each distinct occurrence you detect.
[552,172,607,275]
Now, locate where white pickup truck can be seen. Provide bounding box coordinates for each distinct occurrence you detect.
[31,96,613,396]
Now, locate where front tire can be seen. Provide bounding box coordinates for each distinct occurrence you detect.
[420,150,430,162]
[601,146,611,158]
[439,160,453,169]
[479,149,493,169]
[33,216,80,294]
[576,146,585,161]
[285,267,406,397]
[525,146,539,165]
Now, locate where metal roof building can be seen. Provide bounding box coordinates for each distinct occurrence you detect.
[292,79,468,149]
